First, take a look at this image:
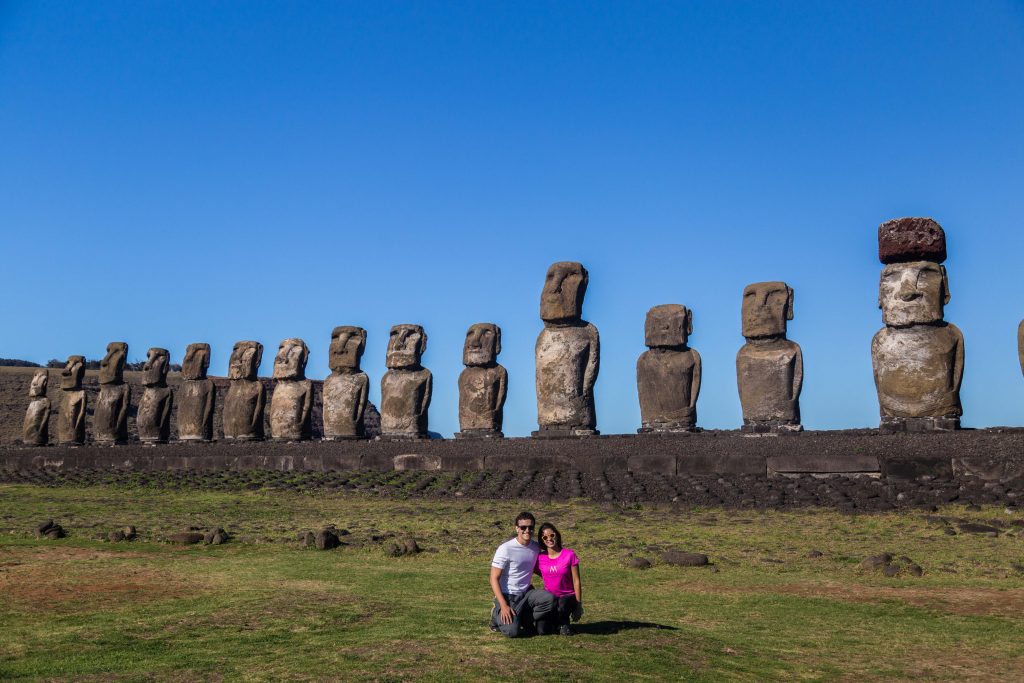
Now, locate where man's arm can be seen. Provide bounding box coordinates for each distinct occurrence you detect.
[489,566,515,624]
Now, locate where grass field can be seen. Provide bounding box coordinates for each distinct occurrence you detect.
[1,484,1023,681]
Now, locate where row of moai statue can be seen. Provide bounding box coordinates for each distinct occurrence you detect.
[20,218,1024,445]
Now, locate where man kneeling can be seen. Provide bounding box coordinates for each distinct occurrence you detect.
[489,511,556,637]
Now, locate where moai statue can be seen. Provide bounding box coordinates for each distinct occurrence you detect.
[22,370,51,446]
[534,261,600,437]
[137,348,173,444]
[93,342,131,445]
[57,355,86,445]
[637,305,701,434]
[736,282,803,433]
[323,326,369,440]
[177,343,216,442]
[380,324,432,439]
[872,217,964,432]
[269,338,313,441]
[456,323,508,438]
[223,341,266,441]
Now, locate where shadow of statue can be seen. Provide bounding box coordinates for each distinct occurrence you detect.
[573,620,678,636]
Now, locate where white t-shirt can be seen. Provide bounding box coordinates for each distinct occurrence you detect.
[491,537,540,595]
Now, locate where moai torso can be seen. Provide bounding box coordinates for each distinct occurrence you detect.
[323,372,369,438]
[224,341,265,441]
[178,343,215,442]
[93,342,130,444]
[58,390,87,445]
[269,338,313,441]
[735,282,803,432]
[138,386,173,443]
[381,367,432,436]
[22,370,51,446]
[872,324,963,418]
[636,304,701,432]
[459,365,508,432]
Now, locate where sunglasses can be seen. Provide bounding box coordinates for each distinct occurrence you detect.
[517,525,535,531]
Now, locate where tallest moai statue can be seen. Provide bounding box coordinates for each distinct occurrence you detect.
[871,218,964,432]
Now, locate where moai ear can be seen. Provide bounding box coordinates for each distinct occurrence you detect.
[493,326,502,356]
[685,308,693,336]
[253,343,264,369]
[418,329,428,355]
[300,340,310,366]
[786,286,795,321]
[940,265,950,305]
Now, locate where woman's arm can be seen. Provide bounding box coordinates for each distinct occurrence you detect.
[571,564,582,604]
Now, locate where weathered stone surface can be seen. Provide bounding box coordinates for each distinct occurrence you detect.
[36,519,65,539]
[57,356,86,445]
[535,262,600,437]
[22,370,50,446]
[323,326,369,440]
[315,528,340,550]
[736,282,803,432]
[637,304,701,433]
[625,556,652,570]
[878,262,949,327]
[224,341,266,441]
[661,551,709,567]
[873,325,964,420]
[457,323,507,438]
[137,348,173,444]
[93,342,130,445]
[878,217,946,265]
[380,325,432,439]
[177,343,215,442]
[269,338,313,441]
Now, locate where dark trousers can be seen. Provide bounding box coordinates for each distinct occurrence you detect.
[554,594,579,627]
[491,587,556,637]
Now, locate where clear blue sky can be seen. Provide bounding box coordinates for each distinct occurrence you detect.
[2,1,1022,436]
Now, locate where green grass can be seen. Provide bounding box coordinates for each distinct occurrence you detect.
[1,484,1023,681]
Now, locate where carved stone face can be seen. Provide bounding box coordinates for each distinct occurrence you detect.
[228,341,263,380]
[742,282,793,339]
[878,261,948,327]
[329,326,366,372]
[61,355,85,390]
[540,261,588,324]
[645,304,691,348]
[273,338,309,380]
[99,342,128,384]
[182,343,211,380]
[463,323,501,366]
[29,369,48,397]
[386,324,427,369]
[143,347,170,386]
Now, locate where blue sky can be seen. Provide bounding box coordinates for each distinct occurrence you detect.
[2,1,1022,436]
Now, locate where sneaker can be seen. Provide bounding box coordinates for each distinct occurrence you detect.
[489,623,500,633]
[559,624,573,636]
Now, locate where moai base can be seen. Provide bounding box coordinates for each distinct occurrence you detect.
[57,355,86,446]
[137,348,173,445]
[379,324,432,441]
[637,304,701,435]
[269,338,313,442]
[177,343,216,443]
[93,342,131,445]
[323,326,369,441]
[224,341,266,442]
[872,218,964,433]
[736,282,803,435]
[533,261,600,438]
[22,370,51,446]
[456,323,507,439]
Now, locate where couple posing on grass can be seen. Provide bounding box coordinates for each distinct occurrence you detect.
[489,511,583,637]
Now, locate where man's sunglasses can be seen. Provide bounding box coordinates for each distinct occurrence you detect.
[517,524,535,531]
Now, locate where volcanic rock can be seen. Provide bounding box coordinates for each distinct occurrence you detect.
[878,217,946,264]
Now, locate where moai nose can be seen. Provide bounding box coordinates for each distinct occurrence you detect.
[898,276,920,301]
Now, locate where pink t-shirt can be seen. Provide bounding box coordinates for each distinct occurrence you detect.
[536,548,579,597]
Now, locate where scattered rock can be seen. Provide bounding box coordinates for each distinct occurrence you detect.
[859,553,893,570]
[107,531,126,543]
[807,550,823,558]
[402,538,421,555]
[908,564,924,577]
[35,520,65,540]
[625,557,652,570]
[959,523,1000,535]
[661,551,709,567]
[315,529,340,550]
[168,532,204,545]
[204,527,229,545]
[299,531,316,547]
[386,542,404,557]
[883,564,900,577]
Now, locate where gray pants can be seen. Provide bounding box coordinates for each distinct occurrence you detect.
[491,587,556,637]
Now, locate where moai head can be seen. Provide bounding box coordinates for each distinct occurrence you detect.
[60,355,85,390]
[540,261,589,324]
[142,348,170,387]
[877,218,950,328]
[181,343,211,380]
[99,342,128,384]
[645,305,691,349]
[742,282,793,340]
[273,338,309,380]
[228,341,263,380]
[329,326,366,372]
[463,323,501,367]
[878,262,949,326]
[29,369,48,397]
[386,324,427,369]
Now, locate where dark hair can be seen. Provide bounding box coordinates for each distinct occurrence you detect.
[537,522,562,550]
[514,511,536,527]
